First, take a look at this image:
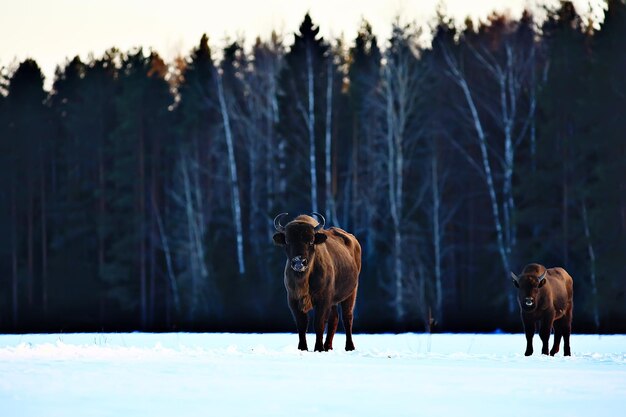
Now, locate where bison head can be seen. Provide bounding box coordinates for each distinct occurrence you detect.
[273,212,327,273]
[511,270,547,312]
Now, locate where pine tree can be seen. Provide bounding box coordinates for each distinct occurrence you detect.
[49,52,121,327]
[276,13,329,214]
[585,0,626,329]
[218,40,246,277]
[345,21,386,325]
[104,49,173,328]
[3,59,51,327]
[0,66,10,326]
[171,35,221,324]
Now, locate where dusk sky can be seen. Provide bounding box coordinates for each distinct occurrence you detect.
[0,0,605,88]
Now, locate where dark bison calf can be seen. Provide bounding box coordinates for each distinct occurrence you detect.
[511,263,574,356]
[273,212,361,352]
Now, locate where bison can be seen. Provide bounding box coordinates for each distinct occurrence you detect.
[511,263,574,356]
[273,212,361,352]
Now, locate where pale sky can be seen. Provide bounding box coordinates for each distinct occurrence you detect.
[0,0,605,89]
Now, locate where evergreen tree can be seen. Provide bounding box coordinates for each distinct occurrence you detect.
[48,52,123,327]
[171,35,222,324]
[0,67,9,327]
[418,20,460,328]
[346,21,385,326]
[276,14,329,214]
[3,59,51,327]
[104,49,173,328]
[244,35,286,320]
[585,0,626,329]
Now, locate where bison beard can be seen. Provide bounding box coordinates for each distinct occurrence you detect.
[273,213,362,352]
[511,263,574,356]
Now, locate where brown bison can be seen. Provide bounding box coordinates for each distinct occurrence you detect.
[511,263,574,356]
[273,212,361,352]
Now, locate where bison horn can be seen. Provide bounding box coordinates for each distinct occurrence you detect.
[311,212,325,231]
[537,270,547,282]
[510,272,519,283]
[274,213,288,232]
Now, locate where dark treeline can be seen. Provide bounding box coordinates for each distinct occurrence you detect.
[1,1,625,333]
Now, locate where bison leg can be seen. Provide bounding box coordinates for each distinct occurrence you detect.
[550,319,563,356]
[289,300,309,351]
[563,306,573,356]
[341,292,357,351]
[563,325,571,356]
[324,305,339,351]
[313,304,331,352]
[539,316,553,356]
[522,317,535,356]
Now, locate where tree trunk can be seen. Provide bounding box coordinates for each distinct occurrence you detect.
[432,155,443,322]
[180,153,200,320]
[40,157,48,319]
[153,194,180,318]
[138,118,147,328]
[351,117,359,231]
[265,96,276,241]
[306,44,318,213]
[530,48,537,173]
[581,200,600,330]
[562,125,570,266]
[385,65,404,322]
[97,146,106,325]
[27,177,34,310]
[149,139,159,327]
[217,72,245,275]
[11,180,19,328]
[191,154,209,307]
[325,56,335,224]
[264,78,278,240]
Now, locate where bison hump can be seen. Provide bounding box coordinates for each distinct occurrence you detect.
[328,228,354,246]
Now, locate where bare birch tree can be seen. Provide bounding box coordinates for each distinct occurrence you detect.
[440,20,536,312]
[581,200,600,329]
[257,35,283,239]
[234,36,283,285]
[430,155,443,321]
[168,150,212,321]
[378,23,426,322]
[324,51,337,225]
[216,70,245,275]
[306,41,319,213]
[152,195,181,317]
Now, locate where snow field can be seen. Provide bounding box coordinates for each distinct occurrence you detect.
[0,333,625,417]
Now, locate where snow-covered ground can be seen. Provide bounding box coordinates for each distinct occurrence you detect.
[1,332,625,417]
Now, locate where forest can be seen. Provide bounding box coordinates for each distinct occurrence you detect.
[0,1,625,333]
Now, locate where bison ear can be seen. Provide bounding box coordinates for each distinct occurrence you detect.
[538,277,547,288]
[314,232,327,245]
[273,232,286,246]
[511,272,520,288]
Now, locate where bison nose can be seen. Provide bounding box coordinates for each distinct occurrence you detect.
[524,297,534,307]
[290,256,308,272]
